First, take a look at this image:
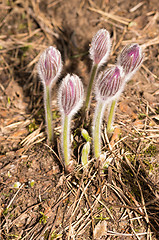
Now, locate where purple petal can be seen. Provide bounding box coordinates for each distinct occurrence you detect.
[59,74,84,116]
[37,46,63,86]
[117,43,144,77]
[96,66,123,102]
[90,29,111,67]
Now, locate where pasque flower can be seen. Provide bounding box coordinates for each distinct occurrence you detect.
[107,43,144,138]
[37,46,62,143]
[38,46,62,86]
[59,74,84,116]
[93,66,123,158]
[117,43,144,81]
[58,74,84,169]
[90,28,111,67]
[96,66,123,102]
[84,29,111,112]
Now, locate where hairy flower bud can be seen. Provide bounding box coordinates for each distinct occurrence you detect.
[96,66,123,102]
[59,74,84,116]
[89,29,111,67]
[117,43,144,80]
[81,142,90,166]
[81,129,90,142]
[37,46,62,86]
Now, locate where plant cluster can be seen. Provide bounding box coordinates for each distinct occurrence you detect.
[37,29,144,172]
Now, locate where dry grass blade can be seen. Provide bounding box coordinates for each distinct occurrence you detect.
[20,125,44,146]
[141,36,159,49]
[105,230,152,236]
[68,181,83,238]
[71,171,97,218]
[27,7,59,40]
[122,36,159,49]
[88,7,131,25]
[129,1,145,12]
[6,184,25,210]
[142,64,158,79]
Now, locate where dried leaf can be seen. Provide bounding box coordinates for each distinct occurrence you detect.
[143,92,157,105]
[149,120,156,126]
[0,110,8,118]
[94,220,107,239]
[110,127,120,148]
[10,129,28,138]
[134,119,144,128]
[5,80,28,110]
[128,16,147,31]
[119,102,137,119]
[15,147,25,156]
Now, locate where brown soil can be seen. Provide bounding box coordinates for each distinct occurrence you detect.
[0,0,159,239]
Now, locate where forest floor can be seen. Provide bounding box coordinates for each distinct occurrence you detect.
[0,0,159,239]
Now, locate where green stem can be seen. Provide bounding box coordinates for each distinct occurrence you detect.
[93,101,105,159]
[107,99,116,135]
[85,64,98,112]
[44,86,53,143]
[62,114,70,166]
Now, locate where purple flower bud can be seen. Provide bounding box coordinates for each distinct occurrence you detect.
[37,46,62,86]
[117,43,144,79]
[96,66,123,102]
[89,29,111,67]
[58,74,84,116]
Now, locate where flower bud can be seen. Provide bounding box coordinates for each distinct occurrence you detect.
[58,74,84,116]
[117,43,144,80]
[37,46,62,86]
[81,129,90,142]
[89,29,111,67]
[96,66,123,102]
[81,142,90,166]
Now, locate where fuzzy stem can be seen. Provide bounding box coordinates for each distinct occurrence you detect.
[93,100,105,159]
[107,99,116,136]
[62,114,70,166]
[85,64,98,112]
[44,85,53,143]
